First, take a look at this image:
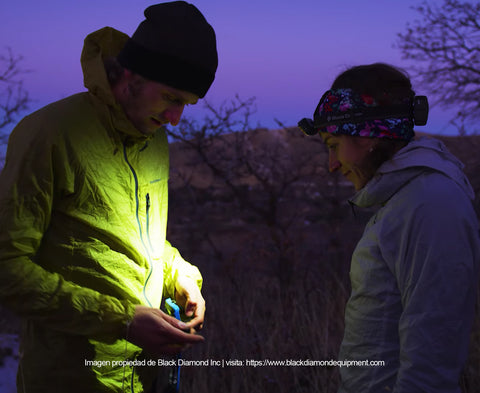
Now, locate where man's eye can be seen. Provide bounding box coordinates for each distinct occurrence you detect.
[164,95,180,104]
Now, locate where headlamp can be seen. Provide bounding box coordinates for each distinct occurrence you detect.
[298,93,429,136]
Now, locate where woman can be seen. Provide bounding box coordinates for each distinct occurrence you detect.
[299,63,480,393]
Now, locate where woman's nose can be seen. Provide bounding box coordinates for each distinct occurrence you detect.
[328,152,341,172]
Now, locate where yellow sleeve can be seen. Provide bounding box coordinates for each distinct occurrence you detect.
[0,116,135,342]
[162,240,203,300]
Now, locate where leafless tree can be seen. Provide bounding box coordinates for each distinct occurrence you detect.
[0,47,31,164]
[166,99,359,393]
[396,0,480,133]
[170,97,349,299]
[0,47,28,362]
[0,48,30,128]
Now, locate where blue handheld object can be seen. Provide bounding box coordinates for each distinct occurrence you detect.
[164,298,181,393]
[165,298,181,320]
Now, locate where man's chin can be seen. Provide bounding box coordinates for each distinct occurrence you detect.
[150,117,165,128]
[138,121,164,135]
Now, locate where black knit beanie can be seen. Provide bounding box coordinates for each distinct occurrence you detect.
[117,1,218,98]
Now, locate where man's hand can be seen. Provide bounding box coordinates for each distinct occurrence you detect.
[127,305,204,356]
[174,276,206,333]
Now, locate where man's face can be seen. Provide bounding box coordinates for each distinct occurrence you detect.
[321,132,377,191]
[121,72,199,135]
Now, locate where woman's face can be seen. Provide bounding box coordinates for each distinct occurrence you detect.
[320,132,377,191]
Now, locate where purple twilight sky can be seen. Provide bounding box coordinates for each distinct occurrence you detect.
[0,0,461,135]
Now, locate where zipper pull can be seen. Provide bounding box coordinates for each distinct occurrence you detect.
[146,193,150,212]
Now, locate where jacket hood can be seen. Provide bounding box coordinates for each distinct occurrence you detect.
[351,137,475,207]
[81,27,147,139]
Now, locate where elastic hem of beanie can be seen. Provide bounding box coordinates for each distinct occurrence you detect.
[117,39,214,98]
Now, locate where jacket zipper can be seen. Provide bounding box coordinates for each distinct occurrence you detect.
[146,193,155,252]
[123,143,154,307]
[144,193,154,303]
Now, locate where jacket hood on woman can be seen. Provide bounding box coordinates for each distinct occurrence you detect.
[351,136,475,208]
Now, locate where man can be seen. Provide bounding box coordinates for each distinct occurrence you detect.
[0,2,217,392]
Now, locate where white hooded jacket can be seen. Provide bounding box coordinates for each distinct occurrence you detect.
[338,137,480,393]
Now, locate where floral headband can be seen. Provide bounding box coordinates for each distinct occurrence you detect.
[299,88,419,141]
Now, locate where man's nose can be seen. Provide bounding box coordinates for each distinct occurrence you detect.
[164,104,185,126]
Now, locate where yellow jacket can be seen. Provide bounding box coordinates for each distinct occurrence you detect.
[0,27,202,392]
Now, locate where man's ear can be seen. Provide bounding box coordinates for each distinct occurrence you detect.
[111,68,132,101]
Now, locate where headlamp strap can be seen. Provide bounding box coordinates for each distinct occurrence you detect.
[314,104,411,129]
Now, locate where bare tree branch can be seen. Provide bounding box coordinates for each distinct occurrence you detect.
[0,47,31,130]
[167,96,336,295]
[396,0,480,130]
[0,47,32,167]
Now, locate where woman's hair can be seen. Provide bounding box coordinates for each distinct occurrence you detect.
[331,63,415,105]
[332,63,414,170]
